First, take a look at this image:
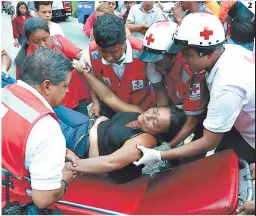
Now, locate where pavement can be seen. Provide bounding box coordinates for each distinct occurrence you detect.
[1,12,89,78]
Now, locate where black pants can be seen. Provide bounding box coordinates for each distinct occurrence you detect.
[215,127,255,164]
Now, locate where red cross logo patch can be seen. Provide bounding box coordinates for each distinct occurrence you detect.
[146,33,155,45]
[132,80,144,91]
[200,27,213,40]
[190,83,200,100]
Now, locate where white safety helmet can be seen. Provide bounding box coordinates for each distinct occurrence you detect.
[138,20,178,63]
[172,13,225,53]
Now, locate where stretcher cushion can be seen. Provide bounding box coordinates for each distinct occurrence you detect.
[137,150,239,215]
[59,150,238,215]
[59,174,150,214]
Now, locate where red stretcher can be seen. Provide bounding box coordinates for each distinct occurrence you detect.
[2,150,254,215]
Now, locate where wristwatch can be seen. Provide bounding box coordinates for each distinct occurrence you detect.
[61,179,68,194]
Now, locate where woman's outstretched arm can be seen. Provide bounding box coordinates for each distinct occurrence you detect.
[65,133,157,174]
[73,60,143,113]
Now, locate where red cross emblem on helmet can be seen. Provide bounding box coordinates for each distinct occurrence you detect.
[146,33,155,45]
[200,27,213,40]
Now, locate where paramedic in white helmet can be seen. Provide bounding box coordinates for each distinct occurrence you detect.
[134,13,255,166]
[138,20,210,152]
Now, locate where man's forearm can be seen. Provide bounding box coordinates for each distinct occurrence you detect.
[138,28,148,35]
[69,156,117,174]
[126,24,146,32]
[153,82,169,107]
[169,116,198,148]
[161,133,220,160]
[89,86,100,106]
[32,183,65,209]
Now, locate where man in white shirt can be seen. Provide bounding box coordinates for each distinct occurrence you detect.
[134,13,255,166]
[81,14,167,117]
[34,1,64,36]
[2,47,77,210]
[126,1,166,40]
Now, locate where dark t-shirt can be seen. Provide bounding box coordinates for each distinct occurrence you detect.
[97,112,146,183]
[229,1,255,43]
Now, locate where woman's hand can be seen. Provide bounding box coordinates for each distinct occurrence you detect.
[65,149,79,167]
[236,201,255,215]
[72,59,92,76]
[89,102,101,117]
[13,39,20,48]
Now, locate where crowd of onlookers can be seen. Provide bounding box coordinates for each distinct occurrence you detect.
[82,1,254,51]
[8,1,255,51]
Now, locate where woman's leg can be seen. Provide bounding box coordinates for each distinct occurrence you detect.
[54,105,89,127]
[18,35,26,46]
[59,119,89,159]
[54,105,90,158]
[73,100,89,115]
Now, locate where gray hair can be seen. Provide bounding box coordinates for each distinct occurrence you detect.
[20,47,73,85]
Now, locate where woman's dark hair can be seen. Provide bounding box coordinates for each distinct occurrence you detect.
[16,1,30,16]
[20,47,73,86]
[93,13,126,49]
[23,17,50,40]
[114,1,119,10]
[15,17,50,71]
[158,104,186,142]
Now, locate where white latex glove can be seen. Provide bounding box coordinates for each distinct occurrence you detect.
[133,144,162,166]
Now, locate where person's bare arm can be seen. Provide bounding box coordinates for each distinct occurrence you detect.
[138,28,148,35]
[126,20,148,33]
[74,64,143,113]
[75,50,83,60]
[88,86,101,117]
[66,133,157,174]
[1,49,12,74]
[152,81,169,107]
[161,129,224,160]
[168,115,198,148]
[32,167,74,209]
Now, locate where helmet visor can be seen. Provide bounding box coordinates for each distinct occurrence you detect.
[138,50,164,63]
[167,39,188,53]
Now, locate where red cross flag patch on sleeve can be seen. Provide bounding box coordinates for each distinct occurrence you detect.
[132,80,144,91]
[190,83,200,100]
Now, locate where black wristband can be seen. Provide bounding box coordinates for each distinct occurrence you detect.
[61,179,68,194]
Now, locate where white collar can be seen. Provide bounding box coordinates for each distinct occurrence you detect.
[101,39,133,66]
[17,80,54,112]
[207,48,226,84]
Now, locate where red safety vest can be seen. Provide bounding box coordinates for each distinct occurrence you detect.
[165,53,209,115]
[89,37,156,111]
[1,84,58,203]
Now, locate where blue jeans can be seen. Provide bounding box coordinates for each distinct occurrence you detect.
[2,72,89,158]
[227,38,254,51]
[54,105,89,158]
[73,99,88,116]
[1,72,16,87]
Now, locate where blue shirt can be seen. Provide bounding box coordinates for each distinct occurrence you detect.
[1,72,16,88]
